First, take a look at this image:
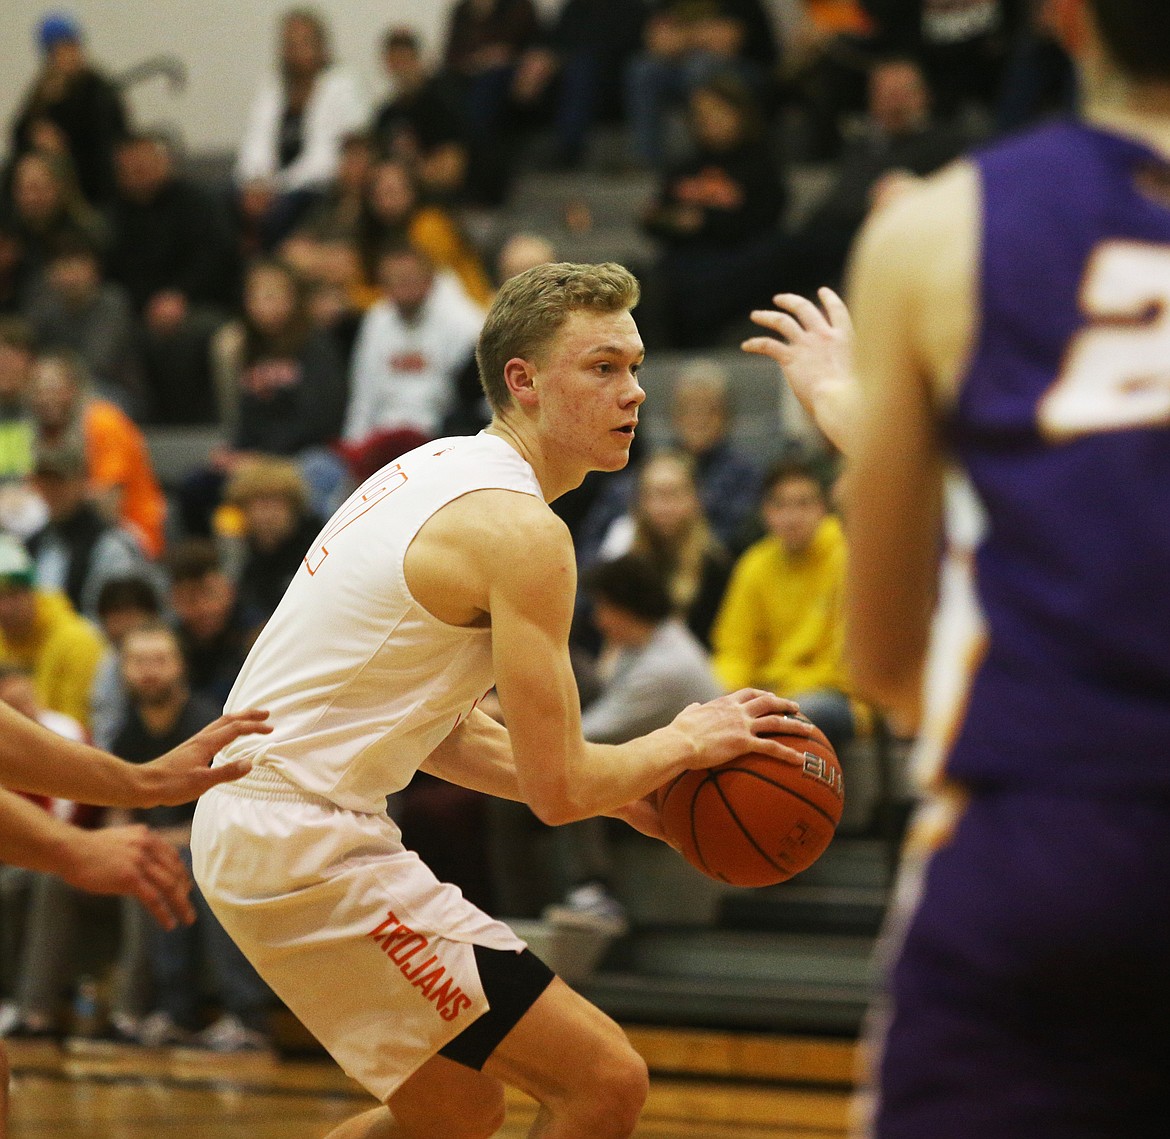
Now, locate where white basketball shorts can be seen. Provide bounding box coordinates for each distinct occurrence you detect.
[191,766,530,1100]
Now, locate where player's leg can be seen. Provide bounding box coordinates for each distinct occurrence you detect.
[481,977,649,1139]
[324,1055,506,1139]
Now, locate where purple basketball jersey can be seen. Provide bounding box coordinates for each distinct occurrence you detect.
[945,122,1170,791]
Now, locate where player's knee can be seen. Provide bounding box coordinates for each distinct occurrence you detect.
[575,1040,649,1136]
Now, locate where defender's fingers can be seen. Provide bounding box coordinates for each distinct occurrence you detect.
[773,292,830,331]
[818,286,853,333]
[749,308,804,341]
[199,757,254,789]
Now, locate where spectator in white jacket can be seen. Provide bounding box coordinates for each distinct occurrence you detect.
[235,8,369,250]
[343,244,483,449]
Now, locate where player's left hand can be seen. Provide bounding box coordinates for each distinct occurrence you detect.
[136,709,272,807]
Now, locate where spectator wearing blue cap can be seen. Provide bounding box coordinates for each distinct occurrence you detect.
[10,12,129,208]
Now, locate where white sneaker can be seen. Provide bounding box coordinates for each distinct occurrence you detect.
[0,1001,19,1037]
[543,883,629,937]
[137,1011,191,1048]
[196,1014,270,1054]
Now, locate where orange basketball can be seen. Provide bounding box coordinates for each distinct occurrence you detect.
[655,716,845,888]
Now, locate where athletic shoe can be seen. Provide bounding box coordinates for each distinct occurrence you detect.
[196,1014,271,1054]
[136,1011,192,1048]
[543,882,629,937]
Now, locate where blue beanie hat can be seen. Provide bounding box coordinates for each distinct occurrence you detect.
[38,12,82,53]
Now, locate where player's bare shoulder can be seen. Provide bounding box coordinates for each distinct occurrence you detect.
[851,159,980,406]
[406,488,571,626]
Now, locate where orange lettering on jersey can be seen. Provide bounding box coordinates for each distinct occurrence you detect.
[403,954,439,982]
[305,463,409,575]
[367,907,474,1021]
[440,992,474,1023]
[412,965,446,997]
[389,934,429,966]
[368,911,401,939]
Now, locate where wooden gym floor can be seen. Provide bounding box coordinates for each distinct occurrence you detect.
[7,1026,859,1137]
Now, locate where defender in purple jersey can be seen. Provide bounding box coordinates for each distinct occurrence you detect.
[745,1,1170,1135]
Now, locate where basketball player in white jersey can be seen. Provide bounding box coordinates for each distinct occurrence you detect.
[191,262,808,1139]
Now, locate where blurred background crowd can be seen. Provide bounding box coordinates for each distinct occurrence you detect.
[0,0,1073,1053]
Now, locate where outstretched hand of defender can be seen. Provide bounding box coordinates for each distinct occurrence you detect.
[742,287,857,453]
[61,824,196,930]
[672,689,816,771]
[135,709,271,807]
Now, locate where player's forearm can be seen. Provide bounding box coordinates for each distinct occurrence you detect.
[421,709,525,801]
[0,787,88,879]
[0,702,145,807]
[537,726,696,825]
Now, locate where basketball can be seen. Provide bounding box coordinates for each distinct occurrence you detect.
[655,715,845,888]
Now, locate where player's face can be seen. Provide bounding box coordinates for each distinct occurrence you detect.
[638,455,700,541]
[532,308,645,473]
[121,630,186,706]
[762,475,827,555]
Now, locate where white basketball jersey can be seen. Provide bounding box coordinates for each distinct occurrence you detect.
[218,432,543,813]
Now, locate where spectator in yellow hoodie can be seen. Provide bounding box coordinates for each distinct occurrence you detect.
[710,456,857,753]
[0,533,106,730]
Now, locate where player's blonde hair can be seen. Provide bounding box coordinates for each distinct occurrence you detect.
[476,261,640,416]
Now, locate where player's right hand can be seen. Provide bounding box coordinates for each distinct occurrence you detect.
[136,709,272,807]
[673,689,817,770]
[60,824,195,929]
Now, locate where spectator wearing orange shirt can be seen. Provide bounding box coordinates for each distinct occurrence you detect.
[28,352,167,559]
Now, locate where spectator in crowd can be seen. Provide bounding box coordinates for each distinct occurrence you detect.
[0,319,36,485]
[106,131,238,426]
[0,662,108,1041]
[640,75,787,347]
[224,458,321,633]
[441,0,543,204]
[282,131,371,273]
[625,0,779,170]
[670,359,761,550]
[9,12,128,209]
[792,55,970,290]
[199,258,348,528]
[515,0,649,170]
[373,28,469,201]
[587,450,733,650]
[544,553,723,929]
[870,0,1022,121]
[0,534,106,730]
[25,440,159,623]
[112,622,272,1051]
[88,575,163,751]
[710,456,856,754]
[0,218,24,317]
[343,244,483,452]
[0,319,45,543]
[28,351,167,558]
[167,540,250,709]
[4,151,108,307]
[495,231,557,284]
[355,157,492,308]
[22,238,142,416]
[235,7,369,250]
[994,0,1077,132]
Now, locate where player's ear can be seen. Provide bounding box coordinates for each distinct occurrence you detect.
[503,357,538,407]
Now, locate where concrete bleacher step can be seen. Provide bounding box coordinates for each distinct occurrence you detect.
[581,929,876,1035]
[505,169,658,220]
